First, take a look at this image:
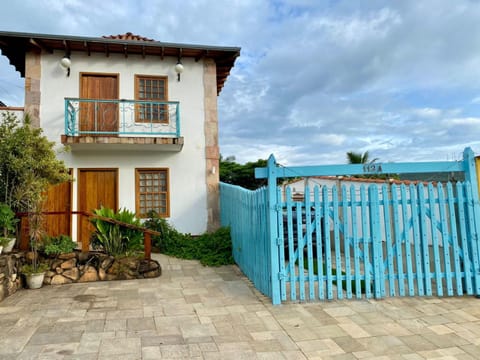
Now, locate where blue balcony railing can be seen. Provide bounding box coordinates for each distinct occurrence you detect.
[64,98,180,137]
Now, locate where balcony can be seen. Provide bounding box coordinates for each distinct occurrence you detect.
[61,98,183,151]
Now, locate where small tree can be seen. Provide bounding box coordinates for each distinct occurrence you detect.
[0,112,70,212]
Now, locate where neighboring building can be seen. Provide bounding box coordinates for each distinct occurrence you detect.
[0,31,240,247]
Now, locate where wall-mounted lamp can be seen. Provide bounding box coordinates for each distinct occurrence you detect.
[174,60,184,82]
[60,55,71,77]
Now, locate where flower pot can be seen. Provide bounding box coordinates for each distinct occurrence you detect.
[3,237,16,252]
[0,245,3,254]
[24,272,45,289]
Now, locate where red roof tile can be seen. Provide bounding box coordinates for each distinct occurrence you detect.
[102,32,154,42]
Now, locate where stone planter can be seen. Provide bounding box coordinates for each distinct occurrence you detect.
[3,238,16,253]
[24,272,45,289]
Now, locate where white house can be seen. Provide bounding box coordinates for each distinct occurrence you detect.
[0,31,240,249]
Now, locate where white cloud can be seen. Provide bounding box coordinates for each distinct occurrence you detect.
[2,0,480,166]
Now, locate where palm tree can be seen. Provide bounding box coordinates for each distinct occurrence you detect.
[346,151,378,164]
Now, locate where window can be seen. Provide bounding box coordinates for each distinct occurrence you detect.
[135,169,169,217]
[135,75,168,123]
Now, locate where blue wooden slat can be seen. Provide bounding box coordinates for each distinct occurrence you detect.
[417,184,432,296]
[400,184,415,296]
[360,185,372,299]
[304,186,315,300]
[342,185,352,299]
[456,182,473,294]
[323,186,333,300]
[446,182,463,295]
[464,182,480,294]
[350,186,361,299]
[382,184,396,296]
[391,184,405,296]
[314,186,324,299]
[428,183,444,296]
[297,201,306,301]
[437,183,453,296]
[277,186,286,301]
[409,184,424,296]
[286,187,297,301]
[332,186,343,299]
[369,185,384,298]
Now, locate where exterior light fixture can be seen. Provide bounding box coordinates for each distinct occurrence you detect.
[174,60,184,81]
[60,55,71,77]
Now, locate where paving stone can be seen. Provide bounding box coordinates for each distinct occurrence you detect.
[4,253,480,359]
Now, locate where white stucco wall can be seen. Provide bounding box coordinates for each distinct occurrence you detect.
[39,50,208,237]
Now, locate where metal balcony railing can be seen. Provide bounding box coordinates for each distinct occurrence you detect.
[64,98,180,137]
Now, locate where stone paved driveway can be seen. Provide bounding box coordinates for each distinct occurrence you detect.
[0,253,480,359]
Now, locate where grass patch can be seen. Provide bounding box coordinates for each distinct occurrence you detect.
[303,258,371,294]
[143,212,234,266]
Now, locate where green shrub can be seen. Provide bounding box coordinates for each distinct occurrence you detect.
[90,207,144,256]
[144,211,234,266]
[43,235,77,255]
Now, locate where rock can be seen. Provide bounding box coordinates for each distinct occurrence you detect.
[58,252,76,260]
[143,269,160,278]
[51,275,72,285]
[61,258,77,269]
[45,270,56,278]
[98,267,107,281]
[51,259,63,269]
[105,273,117,281]
[63,268,80,281]
[78,266,98,282]
[100,256,114,270]
[77,252,90,263]
[55,267,63,274]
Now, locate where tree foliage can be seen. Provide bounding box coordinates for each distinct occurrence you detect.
[220,156,268,190]
[346,150,378,164]
[0,112,70,212]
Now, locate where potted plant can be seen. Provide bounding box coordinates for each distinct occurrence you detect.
[21,201,49,289]
[20,262,49,289]
[0,203,18,252]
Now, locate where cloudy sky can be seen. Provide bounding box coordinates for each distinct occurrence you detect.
[1,0,480,165]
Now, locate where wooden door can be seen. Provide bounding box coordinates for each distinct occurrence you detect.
[78,169,118,251]
[18,175,72,251]
[80,73,119,133]
[43,175,72,237]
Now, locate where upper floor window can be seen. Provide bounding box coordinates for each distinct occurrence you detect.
[135,75,168,123]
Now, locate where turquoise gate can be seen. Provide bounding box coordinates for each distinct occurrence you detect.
[220,147,480,305]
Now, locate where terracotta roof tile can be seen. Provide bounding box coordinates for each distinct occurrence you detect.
[102,32,154,42]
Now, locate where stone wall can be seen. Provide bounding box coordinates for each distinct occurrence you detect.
[42,251,161,285]
[0,253,23,302]
[0,251,161,302]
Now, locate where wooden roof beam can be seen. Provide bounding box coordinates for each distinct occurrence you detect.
[29,38,53,53]
[83,41,91,56]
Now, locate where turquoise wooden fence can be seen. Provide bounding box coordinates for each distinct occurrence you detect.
[220,183,272,298]
[221,147,480,305]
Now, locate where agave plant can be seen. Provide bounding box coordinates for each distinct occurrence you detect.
[90,207,143,257]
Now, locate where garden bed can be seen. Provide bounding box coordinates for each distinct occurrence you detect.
[0,250,161,301]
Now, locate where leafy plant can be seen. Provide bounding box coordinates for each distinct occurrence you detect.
[0,112,70,212]
[20,262,49,274]
[0,202,17,238]
[144,211,234,266]
[43,234,76,255]
[90,207,144,256]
